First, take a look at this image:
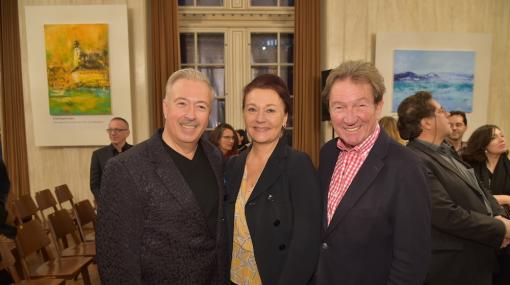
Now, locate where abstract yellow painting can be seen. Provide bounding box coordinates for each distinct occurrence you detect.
[44,24,111,115]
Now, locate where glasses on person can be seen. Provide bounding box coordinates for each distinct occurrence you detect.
[435,106,448,116]
[106,128,128,134]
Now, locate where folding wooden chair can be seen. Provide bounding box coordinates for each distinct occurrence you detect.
[0,241,65,285]
[54,184,75,211]
[11,195,41,225]
[15,219,93,285]
[34,189,59,222]
[74,200,96,242]
[47,209,95,258]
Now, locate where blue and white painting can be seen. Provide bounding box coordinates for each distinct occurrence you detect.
[393,50,475,112]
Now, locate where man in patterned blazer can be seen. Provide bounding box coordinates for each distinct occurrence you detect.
[97,69,226,284]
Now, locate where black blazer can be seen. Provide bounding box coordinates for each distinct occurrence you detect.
[407,140,506,285]
[90,143,131,198]
[315,130,431,285]
[224,139,321,285]
[96,131,226,285]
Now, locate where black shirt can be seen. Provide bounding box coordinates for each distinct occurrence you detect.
[111,143,132,156]
[162,138,219,237]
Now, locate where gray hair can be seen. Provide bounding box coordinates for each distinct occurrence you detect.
[165,68,213,100]
[322,60,386,104]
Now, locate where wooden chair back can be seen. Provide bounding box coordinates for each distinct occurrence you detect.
[55,184,74,208]
[48,209,81,250]
[0,241,66,284]
[15,219,93,284]
[35,189,59,217]
[16,219,52,259]
[75,199,96,230]
[11,195,40,225]
[0,241,20,281]
[48,209,96,258]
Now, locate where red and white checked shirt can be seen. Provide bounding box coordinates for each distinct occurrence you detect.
[327,125,381,225]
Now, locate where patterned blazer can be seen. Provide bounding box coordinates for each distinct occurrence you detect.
[96,131,226,285]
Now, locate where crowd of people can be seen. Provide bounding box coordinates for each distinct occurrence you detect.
[84,62,509,285]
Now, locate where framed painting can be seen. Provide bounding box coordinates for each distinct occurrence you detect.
[375,32,492,137]
[25,5,132,146]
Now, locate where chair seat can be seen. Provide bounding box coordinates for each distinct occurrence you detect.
[30,256,93,279]
[84,232,95,242]
[16,278,65,285]
[61,242,96,257]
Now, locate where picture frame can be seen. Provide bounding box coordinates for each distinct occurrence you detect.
[25,5,132,146]
[375,32,492,137]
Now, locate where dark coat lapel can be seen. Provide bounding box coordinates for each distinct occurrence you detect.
[324,131,388,237]
[248,141,287,202]
[228,150,248,198]
[228,139,287,202]
[409,140,482,194]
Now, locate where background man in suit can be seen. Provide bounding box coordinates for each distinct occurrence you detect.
[89,117,131,199]
[96,69,226,284]
[446,110,468,156]
[397,91,510,285]
[315,60,431,285]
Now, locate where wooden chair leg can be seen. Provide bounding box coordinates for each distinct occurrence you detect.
[81,266,91,285]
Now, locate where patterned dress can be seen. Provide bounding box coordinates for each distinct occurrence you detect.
[230,168,262,285]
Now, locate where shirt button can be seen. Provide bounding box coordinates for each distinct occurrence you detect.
[278,244,286,251]
[273,219,280,226]
[322,242,328,250]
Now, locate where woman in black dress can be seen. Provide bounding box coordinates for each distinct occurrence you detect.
[463,124,510,285]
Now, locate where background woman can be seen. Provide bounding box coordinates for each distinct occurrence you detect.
[224,74,321,285]
[209,123,239,159]
[463,124,510,208]
[236,129,250,152]
[379,116,405,145]
[462,124,510,285]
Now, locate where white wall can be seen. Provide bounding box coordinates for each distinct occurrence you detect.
[321,0,510,142]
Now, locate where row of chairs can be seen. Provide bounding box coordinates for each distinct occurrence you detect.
[1,184,97,284]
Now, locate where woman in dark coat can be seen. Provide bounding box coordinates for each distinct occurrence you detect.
[463,124,510,285]
[225,74,321,285]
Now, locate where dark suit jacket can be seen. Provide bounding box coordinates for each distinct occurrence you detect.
[90,143,131,198]
[96,131,226,285]
[315,130,431,285]
[225,139,321,285]
[407,140,506,285]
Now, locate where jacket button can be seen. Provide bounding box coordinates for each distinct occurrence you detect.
[273,219,280,226]
[267,194,274,201]
[278,244,286,251]
[321,242,328,250]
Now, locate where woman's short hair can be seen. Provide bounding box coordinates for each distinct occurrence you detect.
[242,74,291,115]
